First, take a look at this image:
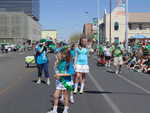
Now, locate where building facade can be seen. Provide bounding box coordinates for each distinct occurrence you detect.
[0,12,41,44]
[0,0,40,21]
[41,30,57,40]
[83,23,93,38]
[99,6,150,43]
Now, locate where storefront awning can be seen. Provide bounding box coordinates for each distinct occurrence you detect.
[129,35,148,39]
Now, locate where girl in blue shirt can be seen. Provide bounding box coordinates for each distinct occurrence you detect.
[74,37,89,94]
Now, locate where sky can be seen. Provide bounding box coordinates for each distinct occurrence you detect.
[40,0,150,40]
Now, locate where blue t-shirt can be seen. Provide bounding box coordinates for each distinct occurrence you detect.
[70,49,75,59]
[56,60,74,82]
[75,48,89,65]
[36,45,48,64]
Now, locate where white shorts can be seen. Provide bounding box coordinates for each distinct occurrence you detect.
[56,80,74,90]
[75,64,89,73]
[114,56,123,66]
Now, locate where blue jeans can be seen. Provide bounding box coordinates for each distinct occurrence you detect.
[37,62,50,78]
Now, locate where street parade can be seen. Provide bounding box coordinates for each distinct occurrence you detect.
[1,0,150,113]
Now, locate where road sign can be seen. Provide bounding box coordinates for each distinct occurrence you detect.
[93,18,98,25]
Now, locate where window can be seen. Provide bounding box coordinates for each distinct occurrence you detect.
[114,22,119,31]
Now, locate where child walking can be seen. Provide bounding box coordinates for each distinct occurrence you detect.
[48,47,74,113]
[74,36,89,94]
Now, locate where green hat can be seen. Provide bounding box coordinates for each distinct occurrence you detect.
[40,39,47,43]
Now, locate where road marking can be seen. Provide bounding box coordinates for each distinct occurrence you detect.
[117,74,150,94]
[88,72,122,113]
[91,55,150,94]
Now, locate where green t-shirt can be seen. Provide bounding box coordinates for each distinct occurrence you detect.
[99,46,104,54]
[110,46,115,53]
[113,48,122,57]
[146,45,150,50]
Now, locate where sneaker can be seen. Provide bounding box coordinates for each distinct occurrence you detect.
[47,79,50,85]
[137,70,142,72]
[63,111,68,113]
[47,111,57,113]
[36,79,41,84]
[115,70,119,75]
[73,88,78,94]
[79,90,84,94]
[70,96,74,104]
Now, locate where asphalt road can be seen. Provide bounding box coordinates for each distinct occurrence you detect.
[0,52,150,113]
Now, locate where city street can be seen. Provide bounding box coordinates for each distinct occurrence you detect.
[0,52,150,113]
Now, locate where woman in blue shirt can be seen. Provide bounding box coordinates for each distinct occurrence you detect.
[35,42,50,85]
[74,37,89,94]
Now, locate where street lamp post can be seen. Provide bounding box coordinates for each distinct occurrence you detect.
[109,0,112,43]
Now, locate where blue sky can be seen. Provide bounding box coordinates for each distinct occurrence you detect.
[40,0,150,40]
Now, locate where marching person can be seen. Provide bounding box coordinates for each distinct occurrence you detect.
[59,44,76,104]
[74,36,89,94]
[104,45,112,67]
[48,47,74,113]
[112,45,124,74]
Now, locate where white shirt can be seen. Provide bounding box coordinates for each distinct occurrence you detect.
[104,48,111,56]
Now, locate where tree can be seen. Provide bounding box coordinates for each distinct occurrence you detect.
[69,33,81,43]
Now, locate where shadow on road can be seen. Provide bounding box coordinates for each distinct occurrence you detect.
[84,90,150,96]
[25,65,37,68]
[84,90,112,94]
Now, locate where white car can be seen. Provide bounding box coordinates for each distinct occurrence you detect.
[5,44,17,51]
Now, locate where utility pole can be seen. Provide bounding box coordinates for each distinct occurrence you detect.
[97,0,100,46]
[109,0,112,43]
[125,0,128,50]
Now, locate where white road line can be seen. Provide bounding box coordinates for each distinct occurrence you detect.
[117,74,150,94]
[88,72,122,113]
[91,56,150,94]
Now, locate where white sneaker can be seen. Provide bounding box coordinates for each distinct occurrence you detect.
[79,89,84,94]
[36,79,41,84]
[47,110,57,113]
[115,70,119,75]
[47,79,50,85]
[70,96,74,104]
[73,88,78,94]
[63,111,68,113]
